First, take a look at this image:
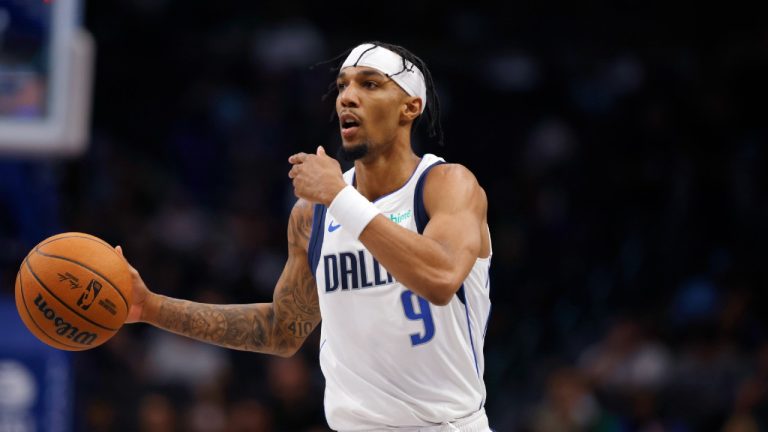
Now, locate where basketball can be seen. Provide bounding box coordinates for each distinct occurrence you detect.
[14,233,132,351]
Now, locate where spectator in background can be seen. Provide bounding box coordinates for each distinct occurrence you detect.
[138,393,178,432]
[577,319,672,430]
[266,355,325,430]
[186,383,228,432]
[722,416,759,432]
[578,319,671,397]
[530,367,617,432]
[227,399,273,432]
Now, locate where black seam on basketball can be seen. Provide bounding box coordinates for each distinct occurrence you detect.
[24,258,119,332]
[33,250,130,311]
[36,234,113,251]
[19,260,85,350]
[35,234,119,258]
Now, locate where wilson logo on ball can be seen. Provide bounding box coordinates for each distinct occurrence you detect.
[76,279,102,311]
[33,293,98,346]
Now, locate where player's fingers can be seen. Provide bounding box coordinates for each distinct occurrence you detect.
[317,146,326,156]
[116,245,139,271]
[288,152,309,164]
[288,164,302,179]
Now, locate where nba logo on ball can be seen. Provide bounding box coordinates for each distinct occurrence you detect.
[76,280,102,311]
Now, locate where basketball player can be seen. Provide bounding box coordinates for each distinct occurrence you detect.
[119,42,493,431]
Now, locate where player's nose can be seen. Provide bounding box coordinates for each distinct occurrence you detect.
[339,84,360,108]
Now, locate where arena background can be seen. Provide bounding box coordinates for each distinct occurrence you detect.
[1,1,768,431]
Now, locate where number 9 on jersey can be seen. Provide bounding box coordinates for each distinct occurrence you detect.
[400,291,435,346]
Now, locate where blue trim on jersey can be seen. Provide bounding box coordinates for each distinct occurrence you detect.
[461,284,481,378]
[307,203,327,277]
[456,286,466,305]
[483,265,492,339]
[413,160,446,234]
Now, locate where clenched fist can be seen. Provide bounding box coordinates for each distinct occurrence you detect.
[288,146,347,206]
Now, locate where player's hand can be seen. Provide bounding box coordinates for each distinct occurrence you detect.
[115,246,152,324]
[288,146,347,206]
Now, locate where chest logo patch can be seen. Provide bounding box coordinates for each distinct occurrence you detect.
[389,209,413,224]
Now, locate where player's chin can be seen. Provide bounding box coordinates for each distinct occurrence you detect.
[338,140,370,161]
[340,134,365,148]
[341,136,361,147]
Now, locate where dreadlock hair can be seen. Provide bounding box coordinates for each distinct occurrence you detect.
[315,41,444,146]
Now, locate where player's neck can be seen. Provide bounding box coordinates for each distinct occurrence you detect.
[354,143,420,202]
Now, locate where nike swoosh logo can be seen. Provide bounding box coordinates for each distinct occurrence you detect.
[328,221,341,232]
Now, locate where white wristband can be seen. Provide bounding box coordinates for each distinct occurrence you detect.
[328,185,380,239]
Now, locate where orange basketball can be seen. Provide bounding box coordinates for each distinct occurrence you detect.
[14,232,132,351]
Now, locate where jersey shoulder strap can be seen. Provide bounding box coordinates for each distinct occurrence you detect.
[307,203,327,276]
[413,159,447,234]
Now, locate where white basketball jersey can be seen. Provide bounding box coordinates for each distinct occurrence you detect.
[307,154,492,430]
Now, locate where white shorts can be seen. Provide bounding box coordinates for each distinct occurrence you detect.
[344,409,491,432]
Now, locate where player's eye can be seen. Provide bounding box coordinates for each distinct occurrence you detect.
[363,81,378,89]
[336,82,347,91]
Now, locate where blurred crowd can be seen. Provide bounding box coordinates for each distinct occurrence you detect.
[1,1,768,431]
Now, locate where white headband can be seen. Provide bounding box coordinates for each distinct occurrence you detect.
[341,43,427,113]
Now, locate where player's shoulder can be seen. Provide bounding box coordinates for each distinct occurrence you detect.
[291,197,315,216]
[423,163,487,210]
[427,162,480,185]
[290,198,316,226]
[288,198,315,252]
[424,163,484,196]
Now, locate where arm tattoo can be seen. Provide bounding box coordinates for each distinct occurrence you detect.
[288,198,313,251]
[152,199,321,356]
[156,299,276,353]
[275,199,320,343]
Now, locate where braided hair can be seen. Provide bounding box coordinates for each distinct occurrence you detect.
[318,42,444,146]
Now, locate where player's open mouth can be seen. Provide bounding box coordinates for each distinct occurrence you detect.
[340,114,361,138]
[341,119,359,129]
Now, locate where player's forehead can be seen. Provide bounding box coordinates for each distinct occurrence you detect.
[337,66,388,80]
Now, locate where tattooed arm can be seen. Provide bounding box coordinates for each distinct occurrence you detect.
[119,199,320,357]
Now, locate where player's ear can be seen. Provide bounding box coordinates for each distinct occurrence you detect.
[400,96,422,123]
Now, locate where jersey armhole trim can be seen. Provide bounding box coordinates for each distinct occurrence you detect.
[307,203,326,277]
[460,283,481,378]
[413,160,446,234]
